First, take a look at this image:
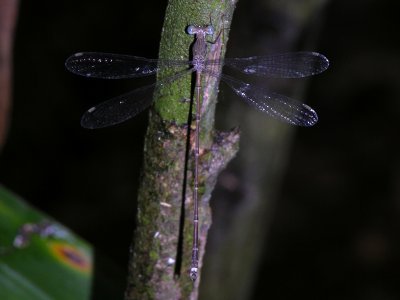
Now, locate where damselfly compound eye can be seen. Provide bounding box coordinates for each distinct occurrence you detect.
[186,25,195,35]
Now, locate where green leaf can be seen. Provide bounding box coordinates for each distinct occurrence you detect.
[0,185,93,300]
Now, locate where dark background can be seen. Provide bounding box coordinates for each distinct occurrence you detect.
[0,0,399,299]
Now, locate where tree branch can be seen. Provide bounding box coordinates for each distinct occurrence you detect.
[125,1,238,299]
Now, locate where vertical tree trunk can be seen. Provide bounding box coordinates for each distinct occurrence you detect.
[125,1,238,299]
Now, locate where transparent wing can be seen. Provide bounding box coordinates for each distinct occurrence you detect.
[221,74,318,126]
[81,84,156,128]
[65,52,188,79]
[223,52,329,78]
[80,69,193,129]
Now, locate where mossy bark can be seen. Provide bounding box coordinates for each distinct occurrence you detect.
[125,1,238,299]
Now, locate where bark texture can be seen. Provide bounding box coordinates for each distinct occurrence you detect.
[125,1,238,299]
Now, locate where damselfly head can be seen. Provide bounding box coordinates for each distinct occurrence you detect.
[186,25,214,36]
